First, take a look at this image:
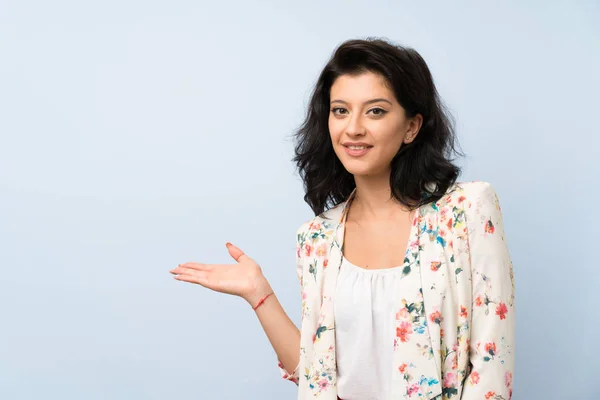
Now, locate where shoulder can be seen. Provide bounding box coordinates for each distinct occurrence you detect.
[450,181,506,238]
[456,180,499,199]
[455,181,503,214]
[423,181,503,230]
[436,181,501,210]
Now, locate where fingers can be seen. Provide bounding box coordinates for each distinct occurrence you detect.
[171,268,209,286]
[174,273,208,286]
[172,242,249,271]
[169,265,211,277]
[225,242,251,263]
[172,262,213,272]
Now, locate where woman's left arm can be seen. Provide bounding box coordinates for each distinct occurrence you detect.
[461,182,515,399]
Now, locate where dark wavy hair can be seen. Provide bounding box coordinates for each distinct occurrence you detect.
[293,38,462,216]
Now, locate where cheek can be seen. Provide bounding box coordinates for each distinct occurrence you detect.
[328,117,341,140]
[381,132,404,151]
[372,130,404,160]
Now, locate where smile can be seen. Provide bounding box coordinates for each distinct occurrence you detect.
[343,144,373,157]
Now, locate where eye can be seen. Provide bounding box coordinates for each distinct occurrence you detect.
[331,107,348,115]
[368,107,387,116]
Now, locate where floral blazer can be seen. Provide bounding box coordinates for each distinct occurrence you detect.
[278,181,515,399]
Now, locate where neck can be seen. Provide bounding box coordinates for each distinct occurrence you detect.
[351,172,408,220]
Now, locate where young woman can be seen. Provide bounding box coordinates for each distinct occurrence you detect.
[170,38,515,400]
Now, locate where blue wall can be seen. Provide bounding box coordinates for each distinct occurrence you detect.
[1,1,598,398]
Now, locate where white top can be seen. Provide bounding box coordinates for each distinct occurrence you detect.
[334,257,408,400]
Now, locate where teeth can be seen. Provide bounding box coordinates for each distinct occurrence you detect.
[348,146,369,150]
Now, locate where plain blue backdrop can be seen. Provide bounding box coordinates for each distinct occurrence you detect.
[1,1,598,399]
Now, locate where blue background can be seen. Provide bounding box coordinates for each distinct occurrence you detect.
[1,1,598,398]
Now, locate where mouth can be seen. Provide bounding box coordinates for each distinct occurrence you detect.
[342,143,373,157]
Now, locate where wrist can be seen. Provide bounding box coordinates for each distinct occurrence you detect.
[244,274,273,308]
[252,292,274,310]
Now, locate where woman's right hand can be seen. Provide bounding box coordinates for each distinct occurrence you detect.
[169,242,273,307]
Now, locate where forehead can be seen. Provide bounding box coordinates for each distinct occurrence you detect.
[330,72,394,101]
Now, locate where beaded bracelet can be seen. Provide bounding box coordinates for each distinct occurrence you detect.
[252,292,274,310]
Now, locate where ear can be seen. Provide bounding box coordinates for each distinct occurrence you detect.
[403,113,423,144]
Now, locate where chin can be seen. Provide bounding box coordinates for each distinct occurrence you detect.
[340,161,377,177]
[340,157,392,178]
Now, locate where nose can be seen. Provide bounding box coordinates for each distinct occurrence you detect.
[345,113,366,137]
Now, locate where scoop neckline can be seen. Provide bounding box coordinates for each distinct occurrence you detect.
[341,255,408,274]
[340,206,420,273]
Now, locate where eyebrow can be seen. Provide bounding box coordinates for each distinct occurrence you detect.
[330,98,393,106]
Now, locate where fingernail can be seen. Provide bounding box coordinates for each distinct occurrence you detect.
[226,242,232,247]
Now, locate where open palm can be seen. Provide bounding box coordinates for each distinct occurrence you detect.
[169,243,264,301]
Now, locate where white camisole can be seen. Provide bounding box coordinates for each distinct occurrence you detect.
[334,257,408,400]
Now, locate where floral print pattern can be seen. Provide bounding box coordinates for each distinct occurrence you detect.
[279,181,515,399]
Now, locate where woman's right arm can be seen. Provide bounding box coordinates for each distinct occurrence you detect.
[169,242,301,381]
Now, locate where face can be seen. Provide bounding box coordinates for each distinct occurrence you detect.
[328,71,422,177]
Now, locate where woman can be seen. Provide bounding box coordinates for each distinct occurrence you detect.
[169,38,514,400]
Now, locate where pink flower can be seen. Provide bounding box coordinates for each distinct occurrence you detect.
[396,307,409,319]
[396,321,413,343]
[440,207,448,218]
[485,220,495,234]
[485,342,497,356]
[430,311,442,324]
[443,372,457,388]
[304,244,312,257]
[496,302,508,320]
[407,383,419,397]
[309,222,321,230]
[469,371,480,385]
[505,371,513,388]
[460,306,468,318]
[316,243,327,257]
[317,379,329,390]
